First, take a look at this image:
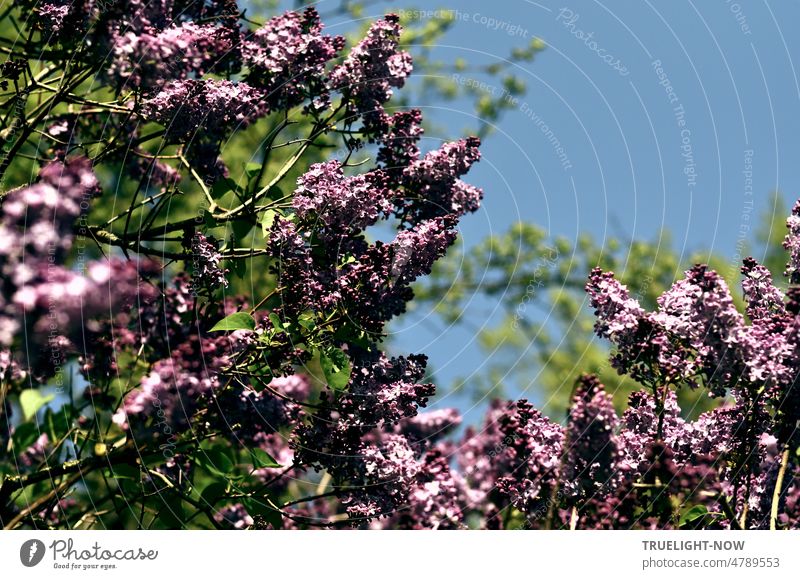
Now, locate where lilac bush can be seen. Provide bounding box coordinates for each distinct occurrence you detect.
[0,2,795,531]
[0,4,486,530]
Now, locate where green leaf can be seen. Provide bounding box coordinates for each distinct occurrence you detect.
[250,448,281,469]
[196,448,235,477]
[231,220,253,246]
[11,422,40,450]
[265,186,284,202]
[209,312,255,332]
[268,312,284,332]
[111,464,142,495]
[230,257,246,279]
[679,505,709,527]
[211,177,238,200]
[260,209,277,238]
[320,347,352,391]
[298,312,316,331]
[244,162,263,180]
[154,493,186,528]
[199,481,228,506]
[19,389,55,421]
[203,210,218,229]
[46,409,71,441]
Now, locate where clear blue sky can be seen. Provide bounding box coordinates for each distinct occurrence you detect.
[296,1,800,418]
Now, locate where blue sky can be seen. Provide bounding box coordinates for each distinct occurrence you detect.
[298,1,800,418]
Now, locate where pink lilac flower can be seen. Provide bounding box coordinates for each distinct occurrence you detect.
[292,161,391,240]
[393,407,462,448]
[340,434,419,521]
[376,109,423,178]
[142,79,266,141]
[113,333,246,435]
[784,200,800,284]
[741,257,786,321]
[329,14,412,131]
[561,375,621,500]
[37,2,71,34]
[109,22,237,90]
[267,214,458,334]
[330,216,458,332]
[617,389,688,472]
[382,449,464,529]
[211,386,290,446]
[266,374,311,402]
[0,159,153,374]
[128,153,181,189]
[190,233,228,291]
[214,503,254,529]
[33,0,93,42]
[484,400,564,520]
[243,8,343,110]
[586,267,645,343]
[456,400,564,528]
[18,434,51,470]
[398,137,483,222]
[654,266,745,395]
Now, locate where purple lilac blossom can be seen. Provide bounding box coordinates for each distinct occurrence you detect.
[142,79,266,141]
[243,8,343,110]
[329,15,412,131]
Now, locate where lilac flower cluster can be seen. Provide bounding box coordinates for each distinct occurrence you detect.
[142,79,266,141]
[214,503,254,529]
[0,5,496,531]
[784,200,800,283]
[393,407,462,448]
[329,15,412,131]
[587,256,800,431]
[376,109,424,174]
[32,0,92,41]
[113,334,231,436]
[292,161,391,240]
[112,291,259,440]
[190,233,229,291]
[561,375,621,500]
[109,22,238,90]
[243,8,344,111]
[451,374,796,529]
[10,2,800,532]
[0,158,152,375]
[399,137,483,222]
[490,401,564,520]
[270,184,463,334]
[379,449,463,529]
[550,203,800,528]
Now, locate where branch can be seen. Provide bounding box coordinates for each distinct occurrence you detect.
[770,445,792,530]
